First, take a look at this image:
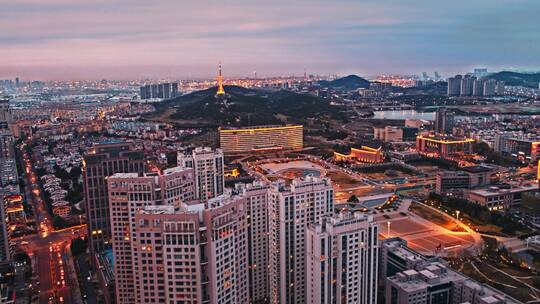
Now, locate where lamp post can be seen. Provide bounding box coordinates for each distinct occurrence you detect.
[387,221,391,238]
[456,210,460,222]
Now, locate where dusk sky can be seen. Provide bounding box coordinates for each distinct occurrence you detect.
[1,0,539,80]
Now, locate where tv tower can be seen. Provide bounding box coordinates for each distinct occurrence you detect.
[216,62,225,96]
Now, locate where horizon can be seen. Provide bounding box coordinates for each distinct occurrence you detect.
[1,0,540,81]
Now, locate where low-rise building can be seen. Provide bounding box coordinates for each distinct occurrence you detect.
[416,133,474,158]
[382,238,520,304]
[436,166,493,194]
[334,146,385,163]
[467,183,537,211]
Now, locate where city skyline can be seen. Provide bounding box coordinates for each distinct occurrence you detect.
[1,0,540,80]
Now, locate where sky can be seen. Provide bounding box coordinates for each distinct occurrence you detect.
[1,0,539,80]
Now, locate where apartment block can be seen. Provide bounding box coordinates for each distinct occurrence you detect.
[268,177,334,304]
[306,212,379,304]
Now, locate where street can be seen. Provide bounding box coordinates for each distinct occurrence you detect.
[13,148,86,304]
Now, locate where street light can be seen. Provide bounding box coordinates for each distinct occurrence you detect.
[387,221,391,238]
[456,210,460,222]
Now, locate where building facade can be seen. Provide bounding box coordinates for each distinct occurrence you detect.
[268,177,334,304]
[334,146,385,163]
[219,125,303,154]
[381,238,519,304]
[434,108,454,135]
[178,147,224,201]
[83,141,145,253]
[416,134,474,158]
[306,212,379,304]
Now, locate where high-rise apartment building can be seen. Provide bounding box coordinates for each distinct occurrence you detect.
[139,83,179,100]
[178,147,224,200]
[109,168,252,304]
[472,78,485,96]
[108,166,196,304]
[0,97,11,124]
[483,79,497,96]
[83,141,145,253]
[306,212,379,304]
[234,182,271,303]
[0,129,15,160]
[434,108,454,135]
[460,75,475,96]
[495,81,505,95]
[268,177,334,304]
[0,189,11,263]
[446,75,462,96]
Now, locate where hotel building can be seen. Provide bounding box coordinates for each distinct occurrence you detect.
[334,146,385,163]
[178,147,224,201]
[416,134,474,158]
[306,212,379,304]
[268,177,334,304]
[218,125,303,154]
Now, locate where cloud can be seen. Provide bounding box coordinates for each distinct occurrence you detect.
[0,0,538,80]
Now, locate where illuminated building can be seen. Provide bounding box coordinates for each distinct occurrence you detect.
[306,212,378,304]
[219,125,303,154]
[216,62,225,96]
[0,130,15,160]
[0,189,11,262]
[82,141,145,254]
[334,146,384,163]
[416,134,474,158]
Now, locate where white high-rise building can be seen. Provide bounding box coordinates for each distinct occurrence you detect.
[178,147,224,200]
[306,212,379,304]
[268,177,334,304]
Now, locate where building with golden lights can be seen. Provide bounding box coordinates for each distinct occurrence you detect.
[218,125,303,154]
[334,146,384,163]
[416,133,474,158]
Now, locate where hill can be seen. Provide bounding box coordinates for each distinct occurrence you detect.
[145,85,347,127]
[488,71,540,88]
[319,75,370,90]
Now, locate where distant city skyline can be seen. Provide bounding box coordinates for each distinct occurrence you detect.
[1,0,539,80]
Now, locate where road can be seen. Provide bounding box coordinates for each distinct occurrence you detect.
[14,147,86,304]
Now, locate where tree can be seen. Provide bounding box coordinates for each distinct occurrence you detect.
[347,195,359,203]
[71,237,87,257]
